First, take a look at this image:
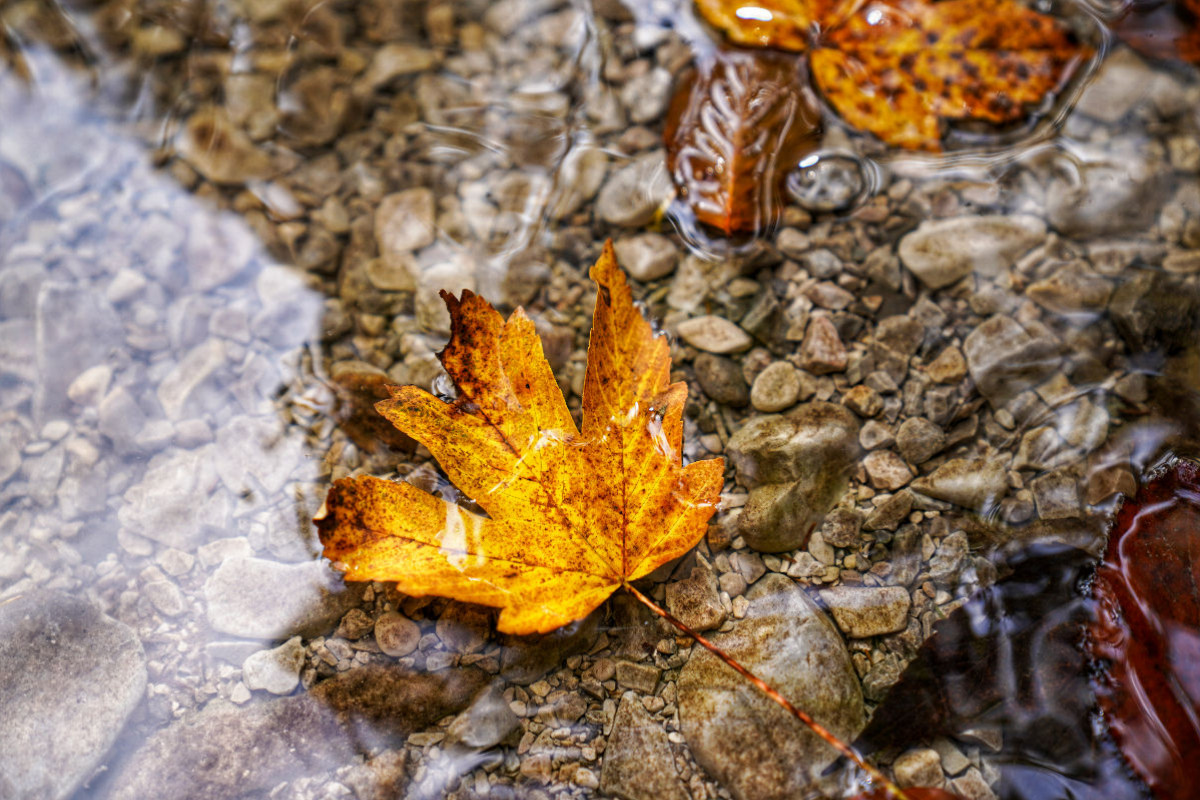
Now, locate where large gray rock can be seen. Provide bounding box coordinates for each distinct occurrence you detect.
[600,694,689,800]
[678,575,864,800]
[898,215,1045,289]
[118,445,231,550]
[34,282,122,423]
[1046,148,1166,239]
[105,665,485,800]
[204,557,363,639]
[0,590,147,800]
[963,315,1062,408]
[727,402,859,488]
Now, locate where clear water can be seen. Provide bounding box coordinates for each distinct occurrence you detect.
[0,0,1198,798]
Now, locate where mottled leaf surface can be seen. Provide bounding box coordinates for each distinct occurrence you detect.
[317,243,724,635]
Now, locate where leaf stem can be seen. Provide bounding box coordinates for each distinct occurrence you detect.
[624,581,909,800]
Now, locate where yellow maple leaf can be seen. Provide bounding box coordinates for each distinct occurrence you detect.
[316,242,725,635]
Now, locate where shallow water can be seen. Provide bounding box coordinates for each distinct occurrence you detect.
[0,0,1198,798]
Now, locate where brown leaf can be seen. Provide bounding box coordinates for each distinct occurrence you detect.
[1089,457,1200,800]
[1112,0,1200,65]
[316,243,724,634]
[664,49,821,235]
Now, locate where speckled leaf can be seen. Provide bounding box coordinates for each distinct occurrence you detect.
[664,49,821,235]
[810,0,1088,150]
[316,243,724,635]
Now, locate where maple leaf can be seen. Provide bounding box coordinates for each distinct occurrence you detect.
[316,242,725,635]
[691,0,1089,151]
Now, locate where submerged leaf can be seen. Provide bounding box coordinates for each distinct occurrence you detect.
[1112,0,1200,65]
[316,243,724,635]
[1089,457,1200,800]
[664,49,821,234]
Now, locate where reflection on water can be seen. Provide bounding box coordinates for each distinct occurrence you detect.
[0,0,1197,797]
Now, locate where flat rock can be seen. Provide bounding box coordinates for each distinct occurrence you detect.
[204,557,363,639]
[596,152,673,227]
[243,636,305,695]
[912,458,1008,511]
[600,694,689,800]
[677,315,752,354]
[898,215,1045,289]
[818,586,911,638]
[727,402,860,487]
[963,315,1061,408]
[614,233,677,281]
[118,446,231,549]
[1046,148,1166,239]
[375,188,436,254]
[678,574,864,800]
[0,590,146,800]
[446,685,520,749]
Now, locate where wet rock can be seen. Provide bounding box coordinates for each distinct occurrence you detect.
[212,415,305,496]
[750,361,802,412]
[1046,149,1166,239]
[596,152,673,227]
[728,402,859,488]
[600,694,689,800]
[798,315,847,374]
[863,450,914,491]
[737,477,843,553]
[157,339,227,420]
[898,215,1045,289]
[118,446,231,549]
[500,611,599,685]
[143,580,187,617]
[446,685,520,749]
[912,458,1008,511]
[621,67,673,124]
[694,353,750,407]
[177,107,272,185]
[363,43,438,88]
[822,507,864,547]
[204,557,363,639]
[436,604,491,654]
[376,188,436,255]
[678,574,864,800]
[1073,47,1167,123]
[1031,471,1080,520]
[1027,261,1112,315]
[929,531,968,583]
[926,345,967,384]
[1109,270,1200,353]
[34,282,122,423]
[417,256,477,333]
[677,315,752,354]
[0,259,45,321]
[963,315,1061,408]
[896,417,945,465]
[665,557,726,632]
[243,636,305,695]
[0,590,146,800]
[614,233,677,281]
[894,747,945,788]
[819,586,910,638]
[615,661,660,694]
[374,611,421,657]
[106,665,483,800]
[864,491,913,532]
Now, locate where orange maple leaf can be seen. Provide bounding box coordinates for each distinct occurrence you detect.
[316,242,725,635]
[694,0,1090,150]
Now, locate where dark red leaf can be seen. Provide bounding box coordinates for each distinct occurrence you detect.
[1089,456,1200,800]
[1111,0,1200,65]
[664,49,820,236]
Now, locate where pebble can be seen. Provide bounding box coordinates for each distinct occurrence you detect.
[896,417,946,465]
[1046,148,1165,239]
[893,748,945,789]
[599,694,689,800]
[963,315,1061,408]
[446,685,520,749]
[798,315,847,374]
[613,233,678,281]
[694,353,750,407]
[898,215,1045,289]
[925,346,967,384]
[615,661,660,694]
[677,315,752,354]
[750,361,802,412]
[66,364,113,406]
[374,612,421,657]
[665,558,727,632]
[375,188,436,255]
[596,153,673,227]
[242,637,305,695]
[118,446,231,549]
[143,580,187,617]
[728,402,860,487]
[911,458,1008,511]
[818,586,911,637]
[204,557,363,639]
[863,450,914,491]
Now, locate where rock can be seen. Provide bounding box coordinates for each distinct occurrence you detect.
[864,491,914,532]
[596,152,673,227]
[157,339,227,421]
[822,507,864,547]
[727,402,859,487]
[34,282,122,423]
[416,256,477,333]
[614,233,677,281]
[365,254,418,292]
[143,580,187,617]
[204,557,363,639]
[894,748,944,789]
[376,188,436,255]
[98,387,147,452]
[600,694,689,800]
[621,67,673,124]
[1031,471,1081,520]
[500,612,599,685]
[738,476,843,552]
[374,612,421,657]
[750,361,802,412]
[1046,148,1165,239]
[67,364,113,406]
[243,636,305,695]
[186,212,259,292]
[912,458,1008,511]
[549,144,608,219]
[863,450,914,491]
[446,685,520,749]
[694,353,750,407]
[677,315,752,354]
[898,215,1045,289]
[929,531,968,583]
[615,661,661,694]
[1026,262,1112,315]
[177,107,271,185]
[363,43,438,88]
[925,346,967,384]
[212,415,305,496]
[665,558,727,632]
[843,384,882,418]
[0,591,146,800]
[118,446,231,549]
[678,575,864,800]
[105,665,484,800]
[896,417,946,465]
[818,586,911,637]
[1073,47,1164,123]
[963,315,1061,408]
[798,315,847,374]
[436,605,491,654]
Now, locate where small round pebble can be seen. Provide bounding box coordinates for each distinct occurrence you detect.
[750,362,801,412]
[374,611,421,657]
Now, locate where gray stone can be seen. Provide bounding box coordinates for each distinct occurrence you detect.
[727,402,860,488]
[118,446,231,549]
[204,557,363,639]
[446,685,520,749]
[665,558,726,632]
[98,387,147,451]
[898,215,1045,289]
[896,417,946,465]
[614,233,677,281]
[243,636,305,695]
[677,315,752,354]
[157,339,227,421]
[818,586,911,638]
[1027,262,1112,315]
[212,414,306,496]
[1046,149,1166,239]
[678,575,864,800]
[964,315,1061,408]
[1073,47,1166,123]
[600,694,689,800]
[912,458,1008,512]
[596,153,673,227]
[0,590,146,800]
[375,188,436,255]
[34,283,122,423]
[416,256,477,333]
[694,353,750,407]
